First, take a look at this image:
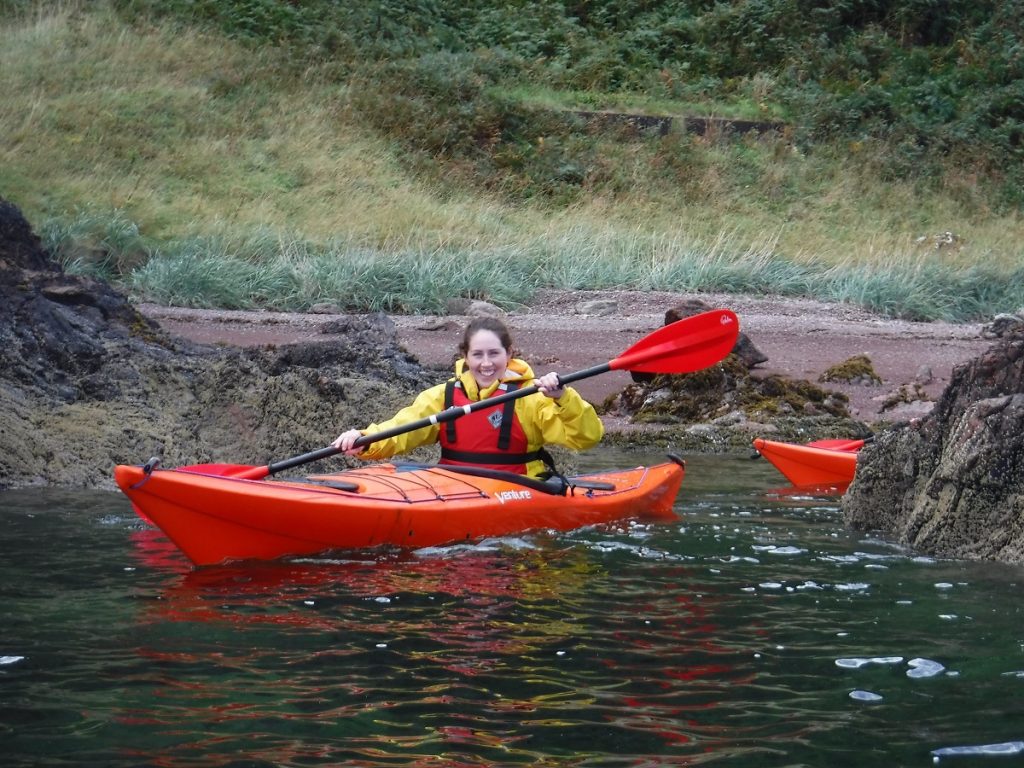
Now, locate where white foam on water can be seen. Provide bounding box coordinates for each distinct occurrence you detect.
[763,545,807,555]
[849,690,884,702]
[836,656,904,669]
[823,554,862,563]
[907,658,946,678]
[932,741,1024,758]
[0,656,25,665]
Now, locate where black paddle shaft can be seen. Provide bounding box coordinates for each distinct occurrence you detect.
[264,363,612,476]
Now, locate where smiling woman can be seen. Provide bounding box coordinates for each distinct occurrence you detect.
[333,315,606,479]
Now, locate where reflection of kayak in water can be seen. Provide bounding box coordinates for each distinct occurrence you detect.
[115,458,685,567]
[751,437,863,489]
[132,532,601,639]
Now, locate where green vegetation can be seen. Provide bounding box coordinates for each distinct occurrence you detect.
[2,1,1022,320]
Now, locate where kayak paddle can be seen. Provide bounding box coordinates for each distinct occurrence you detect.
[220,307,739,481]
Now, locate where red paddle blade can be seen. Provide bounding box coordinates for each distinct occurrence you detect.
[610,308,739,374]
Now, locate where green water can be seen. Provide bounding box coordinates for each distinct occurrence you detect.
[1,449,1022,767]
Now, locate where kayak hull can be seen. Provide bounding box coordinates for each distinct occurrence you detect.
[114,461,685,566]
[752,438,860,488]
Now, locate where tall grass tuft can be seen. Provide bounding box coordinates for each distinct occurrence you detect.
[42,208,153,280]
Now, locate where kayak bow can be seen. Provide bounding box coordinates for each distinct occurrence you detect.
[751,437,860,488]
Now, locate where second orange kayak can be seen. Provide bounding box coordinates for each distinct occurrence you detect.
[752,437,862,488]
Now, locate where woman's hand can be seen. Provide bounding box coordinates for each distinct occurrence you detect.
[332,428,366,455]
[535,372,565,400]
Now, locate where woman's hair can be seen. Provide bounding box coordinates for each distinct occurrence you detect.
[459,316,515,357]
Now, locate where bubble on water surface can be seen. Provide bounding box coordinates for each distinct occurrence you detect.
[849,690,883,702]
[795,581,822,590]
[835,583,871,591]
[750,545,806,555]
[836,656,904,669]
[932,741,1024,758]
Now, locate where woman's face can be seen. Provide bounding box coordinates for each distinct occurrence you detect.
[465,329,509,388]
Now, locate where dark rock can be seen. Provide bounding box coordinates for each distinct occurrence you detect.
[613,298,858,441]
[607,347,860,439]
[981,312,1024,339]
[0,198,429,489]
[842,323,1024,564]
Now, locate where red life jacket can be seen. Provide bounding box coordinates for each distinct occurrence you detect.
[439,379,542,474]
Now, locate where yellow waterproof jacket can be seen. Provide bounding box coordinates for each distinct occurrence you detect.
[355,358,604,477]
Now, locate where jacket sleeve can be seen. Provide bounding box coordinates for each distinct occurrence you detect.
[356,383,447,460]
[523,387,604,451]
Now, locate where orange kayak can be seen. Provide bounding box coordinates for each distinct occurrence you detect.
[114,459,685,567]
[751,438,862,488]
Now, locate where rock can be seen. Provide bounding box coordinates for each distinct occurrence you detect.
[819,355,882,386]
[444,298,505,317]
[320,311,397,343]
[0,198,53,272]
[445,297,473,315]
[309,301,342,314]
[878,382,932,412]
[466,300,505,318]
[842,322,1024,564]
[577,299,618,316]
[982,312,1024,339]
[0,198,429,490]
[606,348,862,439]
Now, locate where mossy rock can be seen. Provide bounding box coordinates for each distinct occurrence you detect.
[601,354,850,425]
[819,355,882,385]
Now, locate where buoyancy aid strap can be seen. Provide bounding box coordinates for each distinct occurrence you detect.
[443,379,458,443]
[496,381,520,450]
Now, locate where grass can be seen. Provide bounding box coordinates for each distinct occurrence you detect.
[2,2,1022,321]
[501,83,789,122]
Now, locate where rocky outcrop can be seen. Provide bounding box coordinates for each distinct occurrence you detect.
[606,298,865,447]
[842,317,1024,564]
[0,198,430,490]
